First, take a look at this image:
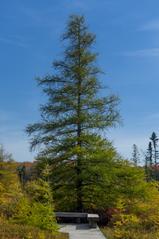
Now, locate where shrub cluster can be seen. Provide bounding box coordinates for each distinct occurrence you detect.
[0,162,68,239]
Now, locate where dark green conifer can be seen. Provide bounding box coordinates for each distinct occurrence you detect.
[131,144,140,166]
[26,15,120,211]
[150,132,159,164]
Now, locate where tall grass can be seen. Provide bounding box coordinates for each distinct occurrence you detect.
[102,227,159,239]
[0,222,69,239]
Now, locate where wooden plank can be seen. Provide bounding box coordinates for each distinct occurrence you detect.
[60,224,106,239]
[87,214,99,219]
[55,212,87,218]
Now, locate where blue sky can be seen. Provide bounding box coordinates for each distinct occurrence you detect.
[1,0,159,161]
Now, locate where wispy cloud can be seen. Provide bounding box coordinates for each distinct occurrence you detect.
[64,0,112,12]
[64,0,89,10]
[123,48,159,57]
[20,7,44,26]
[0,35,29,48]
[20,5,60,28]
[140,19,159,31]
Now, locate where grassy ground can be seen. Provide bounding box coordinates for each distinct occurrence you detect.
[101,227,114,239]
[101,227,159,239]
[0,223,69,239]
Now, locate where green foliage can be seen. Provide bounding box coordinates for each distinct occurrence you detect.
[26,15,120,211]
[0,220,68,239]
[102,165,159,239]
[25,179,53,204]
[81,137,119,210]
[102,227,159,239]
[150,132,159,164]
[131,144,140,166]
[113,161,148,201]
[0,162,22,218]
[11,197,57,231]
[0,161,58,238]
[145,132,159,181]
[50,137,120,211]
[10,179,57,231]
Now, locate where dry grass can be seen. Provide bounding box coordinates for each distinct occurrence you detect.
[101,227,159,239]
[0,223,69,239]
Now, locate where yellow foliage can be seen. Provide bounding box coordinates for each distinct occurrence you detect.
[38,232,45,239]
[0,162,68,239]
[27,232,33,239]
[109,182,159,239]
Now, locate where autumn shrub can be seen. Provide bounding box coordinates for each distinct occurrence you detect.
[0,162,22,219]
[0,220,68,239]
[0,162,59,237]
[105,182,159,239]
[11,197,57,231]
[25,179,53,204]
[102,227,159,239]
[100,161,159,239]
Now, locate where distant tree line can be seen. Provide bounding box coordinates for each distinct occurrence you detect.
[132,131,159,181]
[0,144,14,162]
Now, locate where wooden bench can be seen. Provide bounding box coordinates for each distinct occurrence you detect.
[55,212,99,228]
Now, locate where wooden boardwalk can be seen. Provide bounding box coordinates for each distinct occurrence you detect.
[59,224,106,239]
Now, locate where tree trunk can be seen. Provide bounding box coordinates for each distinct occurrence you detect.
[76,23,83,212]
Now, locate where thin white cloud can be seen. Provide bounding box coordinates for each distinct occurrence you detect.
[20,6,43,26]
[20,5,60,28]
[0,36,28,48]
[64,0,112,11]
[68,0,86,9]
[123,48,159,57]
[140,19,159,31]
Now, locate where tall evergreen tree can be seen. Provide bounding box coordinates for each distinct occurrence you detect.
[26,15,120,211]
[131,144,140,166]
[147,141,153,166]
[145,142,153,181]
[150,132,159,164]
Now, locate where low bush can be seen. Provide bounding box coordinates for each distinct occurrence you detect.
[102,227,159,239]
[102,182,159,239]
[0,221,69,239]
[0,162,60,238]
[11,197,58,231]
